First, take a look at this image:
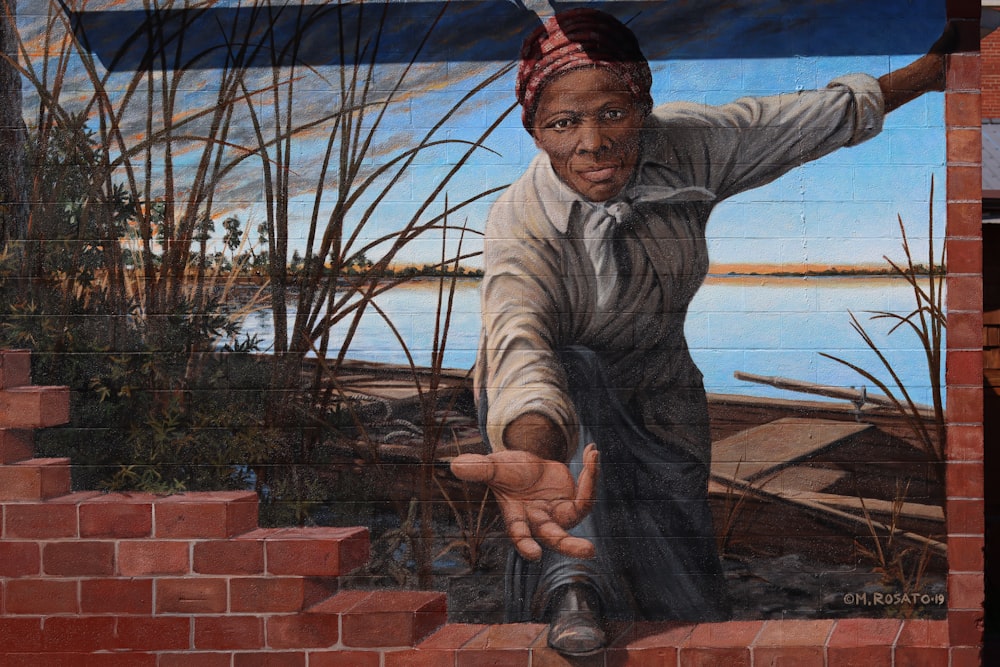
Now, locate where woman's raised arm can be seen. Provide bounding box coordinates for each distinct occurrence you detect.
[878,22,956,113]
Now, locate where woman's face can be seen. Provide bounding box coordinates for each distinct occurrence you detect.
[531,67,643,202]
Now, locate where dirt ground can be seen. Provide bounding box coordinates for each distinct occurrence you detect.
[335,516,947,624]
[442,550,948,624]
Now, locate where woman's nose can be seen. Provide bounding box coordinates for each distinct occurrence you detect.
[576,122,609,154]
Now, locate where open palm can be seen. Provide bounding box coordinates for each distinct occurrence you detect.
[450,444,599,561]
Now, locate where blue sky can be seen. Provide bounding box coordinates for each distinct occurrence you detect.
[24,0,947,269]
[332,0,948,269]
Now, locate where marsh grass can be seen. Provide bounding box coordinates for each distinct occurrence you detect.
[1,1,511,522]
[210,1,515,532]
[820,179,946,484]
[341,199,497,584]
[854,481,936,618]
[435,475,503,574]
[716,459,755,556]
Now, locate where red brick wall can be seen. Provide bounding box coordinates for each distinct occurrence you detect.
[984,28,1000,117]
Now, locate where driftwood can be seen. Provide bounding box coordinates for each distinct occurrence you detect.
[734,370,934,415]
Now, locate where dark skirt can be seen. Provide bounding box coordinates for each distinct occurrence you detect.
[480,346,731,622]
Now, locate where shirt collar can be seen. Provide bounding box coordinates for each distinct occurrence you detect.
[536,123,715,234]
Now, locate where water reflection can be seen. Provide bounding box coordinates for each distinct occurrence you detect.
[236,275,942,404]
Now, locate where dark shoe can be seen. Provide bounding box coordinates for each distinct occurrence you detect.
[546,585,606,657]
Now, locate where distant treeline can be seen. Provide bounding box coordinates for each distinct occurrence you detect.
[720,264,945,278]
[285,250,483,278]
[374,264,484,278]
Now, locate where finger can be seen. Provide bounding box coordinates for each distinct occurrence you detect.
[574,443,600,515]
[499,498,543,561]
[511,537,542,560]
[550,445,599,526]
[526,508,597,559]
[449,454,496,483]
[534,516,574,543]
[534,519,596,559]
[551,497,586,527]
[556,536,597,559]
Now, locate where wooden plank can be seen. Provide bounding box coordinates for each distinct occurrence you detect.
[708,470,947,562]
[711,417,873,482]
[801,491,944,524]
[325,375,470,403]
[752,466,849,496]
[709,480,943,525]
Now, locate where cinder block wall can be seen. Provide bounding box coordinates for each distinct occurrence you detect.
[1,0,986,664]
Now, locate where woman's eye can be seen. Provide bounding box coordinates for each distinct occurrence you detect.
[550,117,574,130]
[604,109,627,121]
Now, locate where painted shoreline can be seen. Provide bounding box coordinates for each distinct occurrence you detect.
[222,267,940,290]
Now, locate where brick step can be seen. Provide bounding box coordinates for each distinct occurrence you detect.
[235,527,370,576]
[0,457,71,501]
[0,385,70,429]
[386,618,952,667]
[0,610,958,664]
[2,502,369,578]
[0,350,31,390]
[0,429,34,464]
[0,491,260,540]
[0,617,950,665]
[310,590,448,648]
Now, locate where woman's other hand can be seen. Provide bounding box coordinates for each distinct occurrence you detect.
[879,20,958,113]
[449,443,600,561]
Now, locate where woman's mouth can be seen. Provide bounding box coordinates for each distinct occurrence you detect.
[578,165,618,183]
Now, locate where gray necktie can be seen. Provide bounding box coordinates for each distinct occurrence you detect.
[581,186,715,309]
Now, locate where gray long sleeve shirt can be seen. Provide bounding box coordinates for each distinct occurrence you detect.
[475,74,885,464]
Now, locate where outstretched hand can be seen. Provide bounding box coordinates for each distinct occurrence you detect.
[450,444,599,561]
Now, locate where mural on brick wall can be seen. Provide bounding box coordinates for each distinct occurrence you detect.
[2,0,950,643]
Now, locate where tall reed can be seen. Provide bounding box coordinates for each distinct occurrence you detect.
[227,0,514,516]
[2,0,512,514]
[821,179,946,484]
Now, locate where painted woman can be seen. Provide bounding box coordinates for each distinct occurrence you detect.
[451,8,950,656]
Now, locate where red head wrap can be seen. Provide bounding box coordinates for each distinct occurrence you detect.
[516,8,653,132]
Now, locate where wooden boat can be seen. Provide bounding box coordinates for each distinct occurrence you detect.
[705,374,945,571]
[306,359,946,572]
